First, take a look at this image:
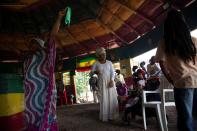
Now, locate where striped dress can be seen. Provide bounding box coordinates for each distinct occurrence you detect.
[24,38,57,131]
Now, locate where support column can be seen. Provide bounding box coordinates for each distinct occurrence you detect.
[120,58,132,78]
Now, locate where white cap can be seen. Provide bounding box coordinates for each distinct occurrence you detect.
[96,47,106,57]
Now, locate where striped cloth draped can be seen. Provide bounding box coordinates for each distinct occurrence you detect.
[24,38,57,131]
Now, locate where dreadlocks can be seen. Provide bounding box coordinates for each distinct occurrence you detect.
[164,9,196,64]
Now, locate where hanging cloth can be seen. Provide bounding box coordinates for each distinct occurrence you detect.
[65,6,71,26]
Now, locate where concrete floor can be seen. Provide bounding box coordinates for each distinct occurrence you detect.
[56,104,196,131]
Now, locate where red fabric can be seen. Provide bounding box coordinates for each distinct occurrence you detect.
[63,89,68,105]
[118,96,128,112]
[125,77,134,87]
[76,67,91,72]
[0,112,25,131]
[57,91,64,106]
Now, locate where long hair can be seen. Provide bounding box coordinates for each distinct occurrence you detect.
[164,9,196,64]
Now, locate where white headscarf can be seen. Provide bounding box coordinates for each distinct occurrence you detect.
[96,47,106,57]
[31,38,45,47]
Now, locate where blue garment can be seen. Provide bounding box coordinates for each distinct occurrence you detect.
[174,88,197,131]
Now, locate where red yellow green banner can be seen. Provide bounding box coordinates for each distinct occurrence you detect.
[77,57,96,68]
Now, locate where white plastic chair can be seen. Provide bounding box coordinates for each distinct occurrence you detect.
[159,76,175,131]
[142,90,164,131]
[161,89,175,131]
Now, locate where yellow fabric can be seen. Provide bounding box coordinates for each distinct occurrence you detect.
[0,93,24,116]
[78,60,96,68]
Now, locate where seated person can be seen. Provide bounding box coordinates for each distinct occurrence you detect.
[122,69,145,123]
[140,61,147,79]
[115,69,125,84]
[116,81,128,96]
[115,70,127,96]
[122,69,160,124]
[132,65,139,79]
[147,56,161,80]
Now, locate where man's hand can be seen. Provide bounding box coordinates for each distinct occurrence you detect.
[108,80,114,88]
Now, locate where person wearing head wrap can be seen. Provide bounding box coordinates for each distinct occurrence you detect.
[23,10,66,131]
[91,47,119,122]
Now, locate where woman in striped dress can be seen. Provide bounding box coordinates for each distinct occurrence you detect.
[23,10,65,131]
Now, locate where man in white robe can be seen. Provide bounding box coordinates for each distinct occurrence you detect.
[91,47,118,122]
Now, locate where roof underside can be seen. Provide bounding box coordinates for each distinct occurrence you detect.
[0,0,196,61]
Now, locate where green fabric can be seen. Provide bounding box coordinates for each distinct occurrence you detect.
[65,6,71,26]
[79,57,96,63]
[0,74,24,93]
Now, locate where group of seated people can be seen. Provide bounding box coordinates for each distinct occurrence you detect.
[116,56,197,125]
[115,56,162,125]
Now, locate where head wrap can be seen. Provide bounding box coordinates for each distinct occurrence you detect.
[31,38,45,47]
[96,47,106,57]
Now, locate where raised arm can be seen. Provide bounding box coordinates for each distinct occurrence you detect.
[50,10,65,37]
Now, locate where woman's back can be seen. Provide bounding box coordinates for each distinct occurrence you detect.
[156,38,197,88]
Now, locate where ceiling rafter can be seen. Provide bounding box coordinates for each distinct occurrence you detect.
[4,39,21,56]
[79,0,128,46]
[12,37,23,55]
[0,3,26,7]
[63,28,90,54]
[55,36,71,57]
[102,5,140,36]
[114,0,154,26]
[96,19,128,46]
[56,0,90,54]
[79,23,101,48]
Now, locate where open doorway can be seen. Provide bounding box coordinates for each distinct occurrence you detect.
[75,69,93,104]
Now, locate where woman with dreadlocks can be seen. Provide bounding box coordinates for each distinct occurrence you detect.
[155,9,197,131]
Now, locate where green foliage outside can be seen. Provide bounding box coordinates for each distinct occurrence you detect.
[75,71,90,101]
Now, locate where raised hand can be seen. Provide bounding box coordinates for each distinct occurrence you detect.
[58,10,66,18]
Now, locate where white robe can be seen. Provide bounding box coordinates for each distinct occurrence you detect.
[92,60,119,121]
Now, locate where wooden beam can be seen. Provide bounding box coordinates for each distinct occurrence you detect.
[63,29,80,45]
[63,28,90,53]
[114,0,154,26]
[96,19,128,45]
[4,40,21,56]
[56,36,71,57]
[0,3,26,7]
[77,0,129,46]
[102,5,140,36]
[79,23,101,47]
